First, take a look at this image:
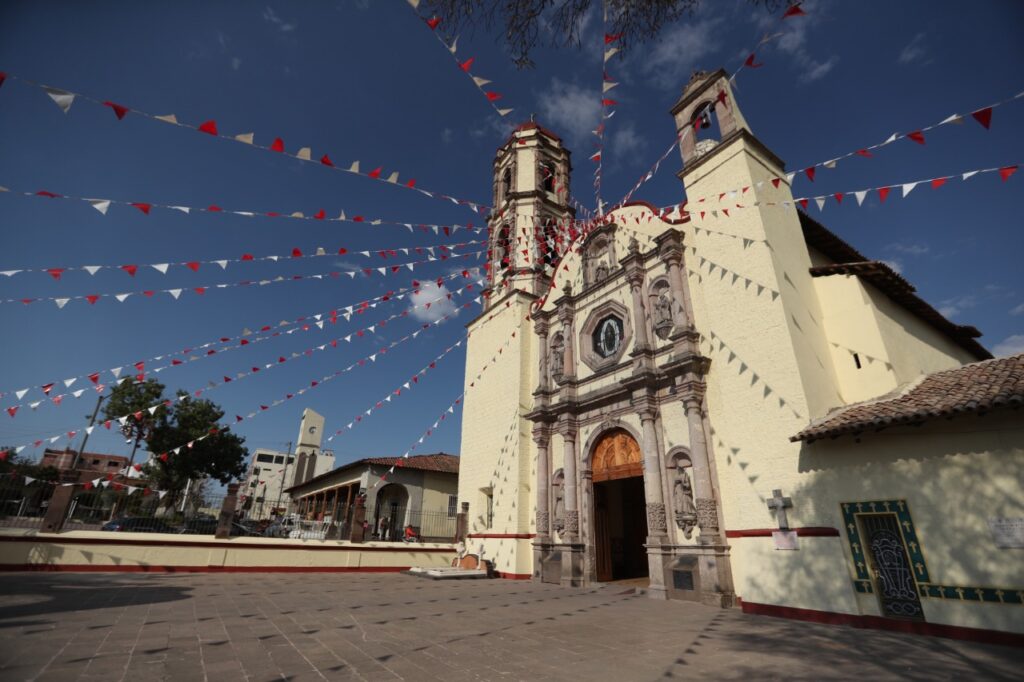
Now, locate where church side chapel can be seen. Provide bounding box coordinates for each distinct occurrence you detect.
[457,68,1024,638]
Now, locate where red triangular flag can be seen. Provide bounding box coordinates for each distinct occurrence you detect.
[406,179,416,188]
[804,167,816,182]
[931,177,948,189]
[194,287,206,295]
[460,57,474,72]
[878,187,891,202]
[798,199,809,210]
[131,203,152,215]
[207,205,222,212]
[485,91,502,102]
[241,253,254,261]
[103,101,129,120]
[907,130,926,145]
[999,165,1018,182]
[833,193,844,204]
[47,268,64,280]
[86,294,99,304]
[604,33,622,44]
[6,407,17,418]
[368,167,382,179]
[771,177,782,188]
[313,209,325,220]
[121,264,138,276]
[291,248,303,257]
[270,137,285,152]
[856,149,872,157]
[602,98,618,107]
[186,262,200,272]
[426,16,440,30]
[744,54,764,68]
[970,107,992,130]
[783,4,807,18]
[198,120,218,135]
[88,372,100,384]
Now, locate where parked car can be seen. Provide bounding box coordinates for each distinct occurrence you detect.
[262,517,297,538]
[101,517,177,533]
[177,517,262,537]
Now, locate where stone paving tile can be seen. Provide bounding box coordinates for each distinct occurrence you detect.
[0,573,1022,681]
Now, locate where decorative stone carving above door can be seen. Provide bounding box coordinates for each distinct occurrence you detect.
[591,428,642,482]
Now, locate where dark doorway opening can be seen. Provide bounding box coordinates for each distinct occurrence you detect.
[594,476,648,582]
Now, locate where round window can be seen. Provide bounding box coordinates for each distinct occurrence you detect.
[592,316,624,359]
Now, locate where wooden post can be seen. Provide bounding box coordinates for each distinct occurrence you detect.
[215,483,240,539]
[342,484,354,538]
[349,494,367,543]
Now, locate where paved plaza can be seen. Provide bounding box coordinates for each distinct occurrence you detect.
[0,572,1020,681]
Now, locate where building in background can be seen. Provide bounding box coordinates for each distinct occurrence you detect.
[237,408,334,519]
[40,448,131,479]
[287,453,459,542]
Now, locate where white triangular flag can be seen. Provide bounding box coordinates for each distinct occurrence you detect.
[15,389,28,400]
[497,108,514,117]
[602,81,618,93]
[63,378,76,388]
[962,170,980,181]
[43,87,76,113]
[214,260,228,269]
[901,182,918,198]
[115,293,131,302]
[171,206,190,214]
[55,298,70,309]
[815,197,826,211]
[348,160,360,173]
[296,147,311,160]
[387,172,399,183]
[472,76,491,87]
[853,190,867,206]
[234,132,254,144]
[603,47,619,62]
[151,263,169,274]
[89,199,111,215]
[940,113,963,125]
[168,289,182,299]
[884,133,898,144]
[82,265,102,275]
[155,114,178,124]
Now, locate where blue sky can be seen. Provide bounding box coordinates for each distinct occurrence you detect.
[1,0,1022,468]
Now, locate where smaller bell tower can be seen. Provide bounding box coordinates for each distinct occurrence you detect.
[485,120,575,310]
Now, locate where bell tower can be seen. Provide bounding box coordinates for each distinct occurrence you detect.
[485,120,575,310]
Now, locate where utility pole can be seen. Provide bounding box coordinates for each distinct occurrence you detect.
[70,394,106,473]
[275,441,293,517]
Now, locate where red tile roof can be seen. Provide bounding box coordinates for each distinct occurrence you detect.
[359,454,459,474]
[792,354,1024,443]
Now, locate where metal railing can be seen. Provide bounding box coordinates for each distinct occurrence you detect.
[366,506,457,543]
[0,477,55,529]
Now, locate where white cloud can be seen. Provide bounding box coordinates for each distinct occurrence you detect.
[756,0,837,84]
[441,128,454,144]
[641,18,723,90]
[410,281,456,323]
[885,242,930,256]
[231,57,242,71]
[609,122,646,157]
[1010,303,1024,316]
[898,32,929,65]
[937,295,978,319]
[881,260,903,275]
[537,78,602,147]
[992,334,1024,358]
[263,5,296,32]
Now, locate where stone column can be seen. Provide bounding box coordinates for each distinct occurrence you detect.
[40,482,76,534]
[637,402,669,600]
[215,483,240,539]
[681,386,720,543]
[557,303,575,383]
[349,495,367,543]
[534,430,551,538]
[455,501,469,543]
[561,428,579,540]
[627,270,651,352]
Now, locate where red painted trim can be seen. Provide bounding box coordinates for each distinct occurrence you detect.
[467,533,536,539]
[0,564,410,574]
[0,535,455,553]
[725,527,840,538]
[741,601,1024,647]
[497,571,532,580]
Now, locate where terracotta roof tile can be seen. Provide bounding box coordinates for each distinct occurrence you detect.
[359,453,459,474]
[792,354,1024,442]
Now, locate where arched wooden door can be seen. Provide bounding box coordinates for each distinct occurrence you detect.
[590,429,647,582]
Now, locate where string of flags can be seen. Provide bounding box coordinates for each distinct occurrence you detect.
[0,279,485,463]
[0,72,490,215]
[0,248,484,308]
[0,237,485,280]
[591,4,623,214]
[370,316,527,488]
[0,469,171,498]
[405,0,514,119]
[2,277,482,418]
[0,269,476,405]
[658,161,1019,221]
[0,183,488,235]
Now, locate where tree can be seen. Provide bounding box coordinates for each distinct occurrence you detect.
[102,378,169,468]
[144,392,248,505]
[423,0,781,68]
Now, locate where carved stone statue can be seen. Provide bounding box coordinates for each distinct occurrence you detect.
[595,261,610,281]
[552,482,565,533]
[654,291,674,338]
[550,335,565,378]
[673,461,697,539]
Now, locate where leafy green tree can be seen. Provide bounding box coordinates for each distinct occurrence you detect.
[102,379,169,467]
[424,0,780,68]
[145,392,248,505]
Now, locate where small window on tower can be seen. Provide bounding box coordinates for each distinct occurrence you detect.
[497,223,512,273]
[853,353,862,369]
[539,161,556,193]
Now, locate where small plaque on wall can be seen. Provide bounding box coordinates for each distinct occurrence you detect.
[772,530,799,551]
[988,518,1024,548]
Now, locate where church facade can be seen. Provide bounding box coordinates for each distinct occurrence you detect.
[457,69,1024,639]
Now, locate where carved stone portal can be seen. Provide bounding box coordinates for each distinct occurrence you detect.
[591,429,642,482]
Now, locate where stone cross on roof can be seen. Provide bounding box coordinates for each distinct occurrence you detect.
[767,489,793,530]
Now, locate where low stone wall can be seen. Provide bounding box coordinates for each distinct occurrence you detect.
[0,529,456,573]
